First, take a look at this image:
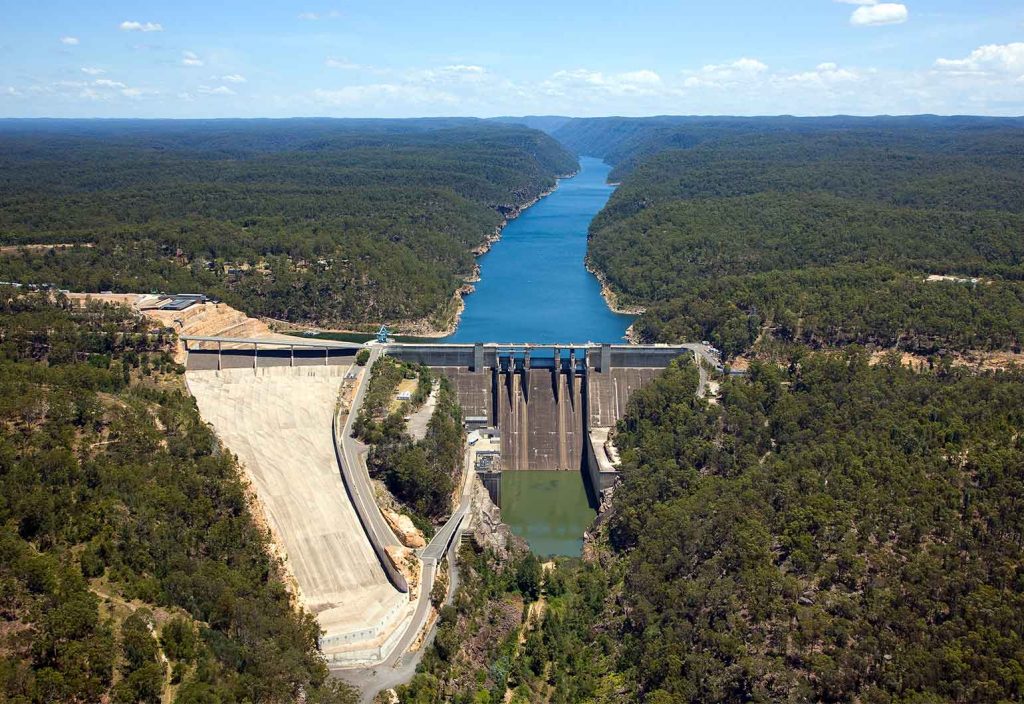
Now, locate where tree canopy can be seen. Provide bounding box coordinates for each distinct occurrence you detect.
[0,290,357,703]
[0,119,576,329]
[577,119,1024,356]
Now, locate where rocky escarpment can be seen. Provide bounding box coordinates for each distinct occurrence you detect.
[468,476,527,559]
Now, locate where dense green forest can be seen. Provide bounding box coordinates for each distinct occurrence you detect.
[0,290,356,703]
[547,115,1024,181]
[577,120,1024,356]
[0,119,575,330]
[395,546,545,703]
[354,357,464,525]
[380,117,1024,704]
[608,354,1024,702]
[419,355,1024,703]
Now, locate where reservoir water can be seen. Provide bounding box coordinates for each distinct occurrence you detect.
[446,156,631,556]
[443,157,633,345]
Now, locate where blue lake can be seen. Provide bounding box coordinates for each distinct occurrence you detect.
[444,156,633,344]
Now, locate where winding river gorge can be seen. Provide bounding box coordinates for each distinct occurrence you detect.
[445,156,632,556]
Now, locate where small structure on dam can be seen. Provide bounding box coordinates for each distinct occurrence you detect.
[473,450,502,505]
[386,342,714,503]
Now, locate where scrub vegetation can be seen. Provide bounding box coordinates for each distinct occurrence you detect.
[0,118,576,330]
[393,546,545,704]
[0,291,356,703]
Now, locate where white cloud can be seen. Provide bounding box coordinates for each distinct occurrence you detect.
[325,57,362,69]
[849,3,908,27]
[35,77,152,102]
[443,64,485,74]
[543,68,664,97]
[935,43,1024,76]
[3,86,23,96]
[60,36,79,45]
[221,74,246,83]
[198,85,235,96]
[298,10,341,20]
[728,58,769,73]
[81,67,105,75]
[786,62,861,85]
[312,83,456,106]
[182,51,203,67]
[682,58,767,88]
[119,20,163,32]
[618,69,663,85]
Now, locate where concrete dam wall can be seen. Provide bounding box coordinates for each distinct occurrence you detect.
[497,367,585,471]
[387,343,703,502]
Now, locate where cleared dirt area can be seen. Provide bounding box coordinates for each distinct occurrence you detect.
[0,242,94,254]
[65,293,304,363]
[869,348,1024,372]
[404,381,438,442]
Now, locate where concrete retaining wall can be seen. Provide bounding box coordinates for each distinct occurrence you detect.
[385,344,476,368]
[608,345,691,368]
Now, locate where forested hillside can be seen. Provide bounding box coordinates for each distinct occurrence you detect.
[580,120,1024,356]
[389,118,1024,704]
[0,290,356,703]
[354,356,464,527]
[439,355,1024,703]
[0,119,575,331]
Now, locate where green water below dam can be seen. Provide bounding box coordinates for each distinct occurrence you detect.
[498,471,596,557]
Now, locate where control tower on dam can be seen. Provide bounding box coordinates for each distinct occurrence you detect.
[385,342,713,502]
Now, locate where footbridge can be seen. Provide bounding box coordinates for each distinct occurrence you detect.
[386,342,719,503]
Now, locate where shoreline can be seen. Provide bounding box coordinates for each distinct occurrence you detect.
[260,174,578,340]
[388,171,579,338]
[585,258,646,345]
[584,257,648,317]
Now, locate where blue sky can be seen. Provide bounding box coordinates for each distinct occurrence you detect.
[1,0,1022,117]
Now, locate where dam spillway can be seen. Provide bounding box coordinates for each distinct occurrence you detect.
[385,342,711,506]
[498,365,586,472]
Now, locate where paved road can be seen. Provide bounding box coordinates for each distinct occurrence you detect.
[332,345,473,702]
[334,346,404,553]
[187,347,356,371]
[679,343,722,398]
[335,370,479,699]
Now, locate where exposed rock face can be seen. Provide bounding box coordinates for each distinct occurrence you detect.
[582,481,619,564]
[384,510,427,549]
[384,545,421,599]
[468,476,526,558]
